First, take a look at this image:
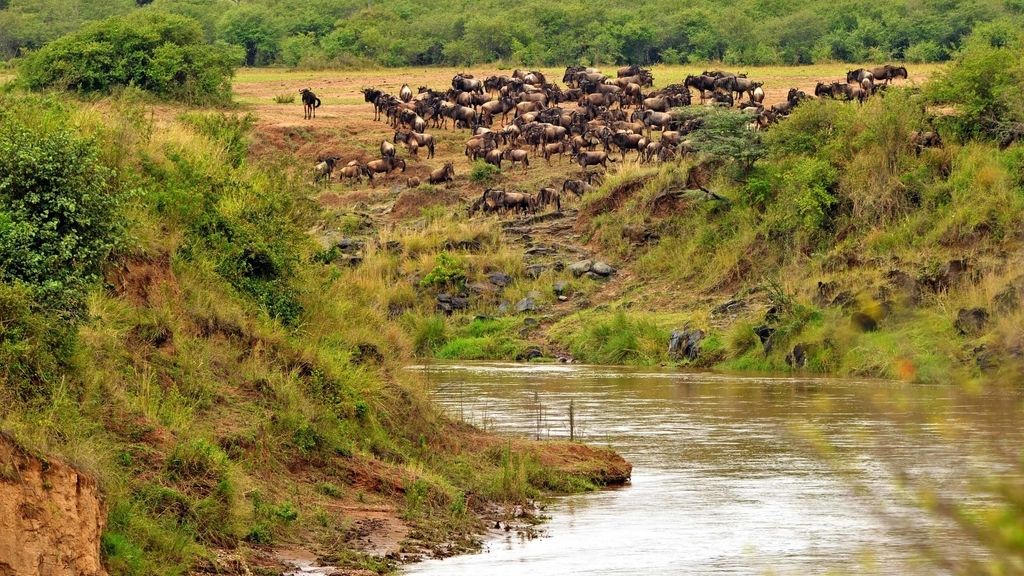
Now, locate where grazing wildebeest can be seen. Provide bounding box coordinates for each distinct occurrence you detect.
[871,65,908,84]
[685,75,717,103]
[428,161,455,184]
[380,140,396,158]
[300,88,321,119]
[452,74,484,93]
[406,176,421,187]
[846,69,875,85]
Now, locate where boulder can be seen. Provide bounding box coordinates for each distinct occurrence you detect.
[569,260,593,278]
[754,325,775,353]
[850,311,878,332]
[516,347,543,361]
[712,298,746,316]
[955,307,989,336]
[785,343,812,368]
[436,293,469,316]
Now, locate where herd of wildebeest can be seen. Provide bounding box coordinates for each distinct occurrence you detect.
[308,63,928,214]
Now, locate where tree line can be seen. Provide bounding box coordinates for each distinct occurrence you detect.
[2,0,1023,67]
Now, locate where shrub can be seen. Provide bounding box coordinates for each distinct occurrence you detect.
[18,12,240,105]
[469,161,500,183]
[420,252,467,291]
[273,93,295,104]
[179,112,255,168]
[0,95,124,318]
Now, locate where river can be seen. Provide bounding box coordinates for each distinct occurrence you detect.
[404,362,1024,575]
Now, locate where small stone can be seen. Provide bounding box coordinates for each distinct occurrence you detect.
[585,271,608,281]
[468,282,493,295]
[553,281,570,296]
[523,317,539,328]
[487,272,513,287]
[515,297,538,313]
[569,260,593,277]
[525,264,547,279]
[590,261,616,276]
[557,295,568,302]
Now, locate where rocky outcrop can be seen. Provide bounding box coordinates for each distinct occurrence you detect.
[0,433,106,576]
[668,328,705,361]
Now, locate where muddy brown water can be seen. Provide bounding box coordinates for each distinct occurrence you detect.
[404,362,1024,575]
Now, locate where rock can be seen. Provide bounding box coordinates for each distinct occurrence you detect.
[525,264,547,279]
[590,261,616,276]
[553,281,571,296]
[557,295,568,302]
[851,311,878,332]
[830,291,855,309]
[523,317,539,328]
[382,240,402,254]
[497,301,510,314]
[955,307,989,336]
[515,296,538,313]
[712,298,746,316]
[569,260,593,277]
[338,255,363,267]
[336,238,364,253]
[918,259,970,293]
[668,328,705,361]
[437,293,469,316]
[487,271,513,287]
[553,261,565,272]
[468,282,494,295]
[763,306,780,325]
[813,281,838,307]
[585,271,610,281]
[516,347,543,361]
[445,239,481,252]
[973,344,999,371]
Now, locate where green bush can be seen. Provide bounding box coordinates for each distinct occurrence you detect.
[469,161,500,183]
[0,95,124,317]
[18,11,240,104]
[420,252,467,291]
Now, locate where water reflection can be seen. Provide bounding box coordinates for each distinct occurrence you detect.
[405,363,1024,575]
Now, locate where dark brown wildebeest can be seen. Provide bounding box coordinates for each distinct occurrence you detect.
[536,187,562,213]
[406,176,420,188]
[814,82,834,98]
[380,140,396,158]
[870,65,908,84]
[300,88,321,119]
[452,74,484,93]
[543,141,568,163]
[910,131,942,155]
[485,148,503,169]
[428,161,455,184]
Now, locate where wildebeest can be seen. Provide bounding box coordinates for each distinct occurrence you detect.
[337,163,371,184]
[910,130,942,155]
[452,74,484,93]
[313,156,339,186]
[503,148,530,169]
[394,130,436,158]
[577,150,614,170]
[428,161,455,184]
[300,88,321,119]
[562,179,593,198]
[542,141,568,163]
[406,176,421,188]
[380,140,396,158]
[400,84,413,103]
[536,187,561,213]
[484,148,503,169]
[365,156,406,182]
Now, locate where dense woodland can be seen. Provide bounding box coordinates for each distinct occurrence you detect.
[2,0,1024,66]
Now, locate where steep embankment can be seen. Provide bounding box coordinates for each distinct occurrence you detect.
[0,433,107,576]
[0,92,629,576]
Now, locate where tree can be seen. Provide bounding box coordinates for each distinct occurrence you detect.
[673,107,765,172]
[217,5,280,66]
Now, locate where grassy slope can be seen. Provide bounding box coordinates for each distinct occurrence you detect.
[0,92,628,576]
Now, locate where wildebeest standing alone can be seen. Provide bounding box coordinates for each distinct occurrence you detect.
[300,88,321,119]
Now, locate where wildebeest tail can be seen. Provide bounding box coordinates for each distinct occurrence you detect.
[314,97,322,108]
